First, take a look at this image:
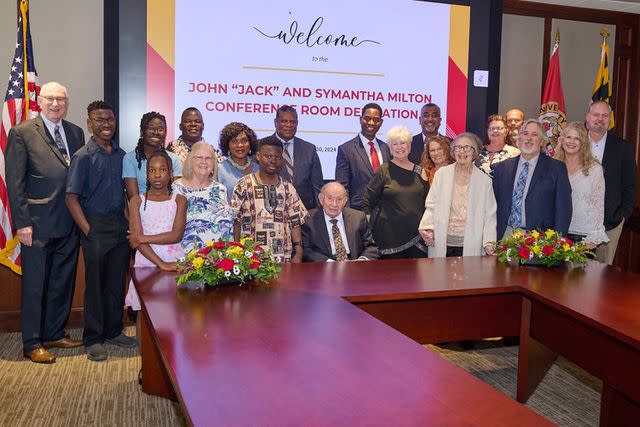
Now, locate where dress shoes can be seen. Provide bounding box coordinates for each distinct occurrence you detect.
[106,333,137,348]
[86,343,108,362]
[23,347,56,364]
[43,334,83,349]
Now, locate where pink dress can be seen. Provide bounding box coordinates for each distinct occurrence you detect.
[126,193,184,310]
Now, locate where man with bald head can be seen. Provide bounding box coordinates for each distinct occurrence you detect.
[6,82,85,363]
[585,101,637,264]
[302,181,378,262]
[505,108,525,141]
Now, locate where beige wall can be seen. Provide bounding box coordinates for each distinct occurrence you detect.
[500,13,617,125]
[499,14,545,120]
[0,0,103,132]
[552,19,615,122]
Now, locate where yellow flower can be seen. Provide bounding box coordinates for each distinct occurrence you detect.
[532,245,541,254]
[188,249,197,259]
[531,230,540,239]
[240,237,250,246]
[513,231,523,238]
[226,246,243,257]
[563,244,570,251]
[206,241,214,247]
[545,229,555,239]
[192,257,204,269]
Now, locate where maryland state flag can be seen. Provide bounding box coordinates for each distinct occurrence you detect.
[0,0,41,275]
[592,30,615,129]
[539,30,567,157]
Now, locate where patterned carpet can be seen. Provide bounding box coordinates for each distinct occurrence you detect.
[0,329,600,426]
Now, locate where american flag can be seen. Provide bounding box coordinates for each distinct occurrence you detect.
[0,0,41,275]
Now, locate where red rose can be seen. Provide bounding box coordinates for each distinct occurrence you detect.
[229,241,243,247]
[217,259,234,271]
[542,245,554,256]
[198,246,213,256]
[255,245,263,252]
[518,246,531,259]
[563,237,573,246]
[251,255,260,261]
[249,262,260,270]
[524,237,535,246]
[213,241,226,250]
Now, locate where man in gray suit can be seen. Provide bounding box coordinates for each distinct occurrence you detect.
[6,82,85,363]
[335,102,391,210]
[302,182,378,262]
[259,105,324,210]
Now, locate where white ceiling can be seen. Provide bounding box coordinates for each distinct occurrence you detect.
[524,0,640,14]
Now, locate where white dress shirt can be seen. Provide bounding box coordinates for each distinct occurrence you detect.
[513,154,540,228]
[324,211,351,261]
[41,114,70,156]
[358,133,383,168]
[589,133,607,163]
[276,133,295,159]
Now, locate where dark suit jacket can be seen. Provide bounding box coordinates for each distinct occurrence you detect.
[335,136,391,210]
[6,115,85,238]
[409,134,425,164]
[302,207,379,262]
[493,154,572,239]
[261,134,324,210]
[601,132,637,230]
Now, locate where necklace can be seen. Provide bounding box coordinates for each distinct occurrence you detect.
[228,157,253,171]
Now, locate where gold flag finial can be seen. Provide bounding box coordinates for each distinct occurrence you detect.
[555,29,560,44]
[600,27,610,40]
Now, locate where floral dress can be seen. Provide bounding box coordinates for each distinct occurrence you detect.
[174,180,233,252]
[474,144,520,178]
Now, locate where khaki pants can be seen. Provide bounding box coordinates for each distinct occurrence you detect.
[595,219,625,265]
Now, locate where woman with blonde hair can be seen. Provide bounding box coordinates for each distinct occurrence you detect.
[173,141,233,252]
[554,122,608,249]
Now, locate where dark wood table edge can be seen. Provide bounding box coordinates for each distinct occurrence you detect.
[132,265,640,427]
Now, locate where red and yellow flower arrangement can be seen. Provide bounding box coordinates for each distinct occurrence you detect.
[495,229,593,267]
[176,238,281,287]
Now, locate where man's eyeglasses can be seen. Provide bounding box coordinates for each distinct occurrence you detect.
[42,96,68,104]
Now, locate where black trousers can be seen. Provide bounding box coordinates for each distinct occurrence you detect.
[446,246,464,257]
[81,215,129,346]
[21,231,80,352]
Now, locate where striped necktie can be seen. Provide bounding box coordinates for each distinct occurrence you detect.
[282,142,294,181]
[54,125,70,165]
[508,162,529,228]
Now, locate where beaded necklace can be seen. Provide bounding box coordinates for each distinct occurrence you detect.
[228,156,253,171]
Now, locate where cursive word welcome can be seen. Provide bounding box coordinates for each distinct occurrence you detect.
[253,16,380,48]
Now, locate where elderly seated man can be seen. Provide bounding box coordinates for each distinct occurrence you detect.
[302,182,379,262]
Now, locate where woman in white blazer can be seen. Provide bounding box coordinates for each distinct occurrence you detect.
[418,133,497,258]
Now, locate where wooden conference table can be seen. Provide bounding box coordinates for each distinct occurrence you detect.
[131,257,640,426]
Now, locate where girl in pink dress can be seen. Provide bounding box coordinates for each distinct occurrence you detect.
[126,150,187,310]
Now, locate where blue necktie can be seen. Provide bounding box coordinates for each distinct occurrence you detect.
[508,162,529,228]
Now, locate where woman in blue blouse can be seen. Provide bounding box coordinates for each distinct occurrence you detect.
[217,122,259,200]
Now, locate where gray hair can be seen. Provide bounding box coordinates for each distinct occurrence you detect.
[450,132,482,159]
[518,119,549,152]
[385,125,413,145]
[320,181,348,198]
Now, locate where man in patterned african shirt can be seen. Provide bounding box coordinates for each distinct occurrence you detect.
[231,137,308,262]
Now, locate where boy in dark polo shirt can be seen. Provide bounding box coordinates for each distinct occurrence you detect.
[66,100,135,361]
